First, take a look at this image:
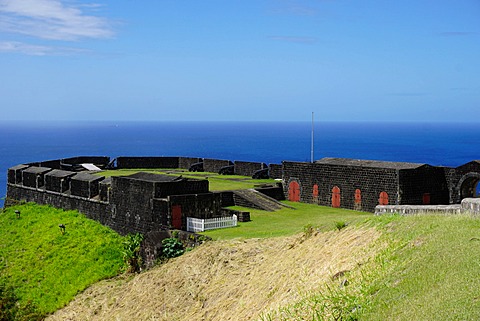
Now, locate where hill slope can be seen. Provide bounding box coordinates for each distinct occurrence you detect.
[0,204,126,317]
[47,214,480,321]
[47,226,381,320]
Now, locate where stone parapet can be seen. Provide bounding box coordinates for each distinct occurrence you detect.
[375,204,462,215]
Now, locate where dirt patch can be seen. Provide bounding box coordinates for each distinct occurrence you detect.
[47,228,382,321]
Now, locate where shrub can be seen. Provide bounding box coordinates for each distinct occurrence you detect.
[161,237,185,259]
[335,221,347,231]
[122,233,144,273]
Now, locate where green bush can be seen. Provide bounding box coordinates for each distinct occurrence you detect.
[122,233,144,273]
[161,238,185,258]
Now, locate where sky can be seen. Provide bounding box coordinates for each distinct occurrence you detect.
[0,0,479,122]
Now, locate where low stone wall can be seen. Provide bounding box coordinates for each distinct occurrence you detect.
[116,156,180,169]
[375,204,462,215]
[461,198,480,215]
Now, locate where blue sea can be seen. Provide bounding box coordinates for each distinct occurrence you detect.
[1,121,480,208]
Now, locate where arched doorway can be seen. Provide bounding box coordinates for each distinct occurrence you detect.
[354,189,362,211]
[379,191,389,205]
[312,184,319,204]
[457,173,480,200]
[332,186,341,208]
[288,180,301,202]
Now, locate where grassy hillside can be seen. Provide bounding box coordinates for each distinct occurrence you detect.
[45,203,480,320]
[0,204,126,317]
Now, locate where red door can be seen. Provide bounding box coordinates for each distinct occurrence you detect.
[379,191,389,205]
[312,184,319,203]
[423,193,431,205]
[172,205,182,229]
[332,186,341,208]
[288,181,300,202]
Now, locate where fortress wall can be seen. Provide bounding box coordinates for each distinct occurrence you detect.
[45,170,76,193]
[116,156,180,169]
[398,166,450,205]
[282,161,399,212]
[234,161,267,177]
[39,159,62,169]
[178,157,203,170]
[219,191,235,207]
[6,184,110,227]
[22,167,51,188]
[7,164,29,184]
[109,176,157,234]
[154,180,209,198]
[255,185,285,200]
[71,174,105,198]
[203,158,233,173]
[169,193,222,228]
[62,156,110,166]
[268,163,283,179]
[99,178,111,202]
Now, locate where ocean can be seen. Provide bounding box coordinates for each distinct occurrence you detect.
[1,121,480,208]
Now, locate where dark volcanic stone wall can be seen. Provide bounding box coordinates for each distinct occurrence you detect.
[7,165,29,184]
[169,193,222,229]
[398,165,450,205]
[71,173,105,198]
[178,157,202,170]
[282,161,399,212]
[6,184,110,228]
[45,170,76,193]
[22,167,51,188]
[154,180,209,198]
[116,156,180,169]
[268,164,283,179]
[234,161,267,176]
[109,176,157,234]
[203,159,233,173]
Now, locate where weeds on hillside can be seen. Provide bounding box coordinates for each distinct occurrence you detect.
[123,233,144,273]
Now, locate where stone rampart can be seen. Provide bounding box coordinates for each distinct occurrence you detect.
[203,158,233,173]
[234,161,267,177]
[116,156,180,169]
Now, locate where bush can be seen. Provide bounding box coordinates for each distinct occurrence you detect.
[161,238,185,259]
[123,233,144,273]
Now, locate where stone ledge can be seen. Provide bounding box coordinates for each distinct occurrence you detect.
[375,204,462,216]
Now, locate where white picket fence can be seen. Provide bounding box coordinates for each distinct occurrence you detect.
[187,215,238,232]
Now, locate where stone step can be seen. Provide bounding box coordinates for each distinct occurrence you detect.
[233,189,291,211]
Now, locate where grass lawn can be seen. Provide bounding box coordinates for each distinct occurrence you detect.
[202,201,371,239]
[0,203,126,317]
[97,168,277,191]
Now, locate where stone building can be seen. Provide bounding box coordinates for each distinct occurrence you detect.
[282,157,480,212]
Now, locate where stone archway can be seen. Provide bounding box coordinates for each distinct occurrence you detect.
[457,173,480,200]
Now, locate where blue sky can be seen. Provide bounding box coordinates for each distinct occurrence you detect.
[0,0,479,122]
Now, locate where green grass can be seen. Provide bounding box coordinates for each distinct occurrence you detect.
[259,213,480,320]
[202,201,370,239]
[0,203,126,316]
[98,168,277,191]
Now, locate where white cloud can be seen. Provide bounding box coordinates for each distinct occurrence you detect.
[0,40,89,55]
[0,0,114,41]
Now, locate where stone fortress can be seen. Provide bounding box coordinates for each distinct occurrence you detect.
[5,155,480,238]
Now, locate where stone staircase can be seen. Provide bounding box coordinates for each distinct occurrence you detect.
[232,189,293,211]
